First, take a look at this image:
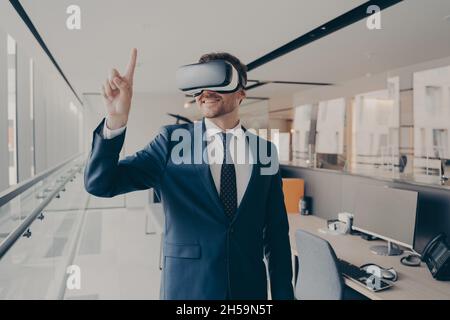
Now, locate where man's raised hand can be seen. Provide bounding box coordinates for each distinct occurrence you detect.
[102,48,137,129]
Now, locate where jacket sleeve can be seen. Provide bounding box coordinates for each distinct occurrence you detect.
[84,118,170,198]
[263,149,295,300]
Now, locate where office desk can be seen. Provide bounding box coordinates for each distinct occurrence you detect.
[288,214,450,300]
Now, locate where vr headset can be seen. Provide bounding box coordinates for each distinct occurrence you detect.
[176,60,246,97]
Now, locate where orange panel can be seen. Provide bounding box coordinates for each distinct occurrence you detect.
[282,178,304,214]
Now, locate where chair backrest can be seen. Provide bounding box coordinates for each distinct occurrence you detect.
[295,229,344,300]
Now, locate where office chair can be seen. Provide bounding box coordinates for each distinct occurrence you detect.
[295,229,344,300]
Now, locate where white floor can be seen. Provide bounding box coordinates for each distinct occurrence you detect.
[64,206,162,300]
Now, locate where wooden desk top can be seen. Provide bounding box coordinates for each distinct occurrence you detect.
[288,214,450,300]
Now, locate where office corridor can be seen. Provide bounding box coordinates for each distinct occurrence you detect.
[0,163,162,300]
[2,0,450,302]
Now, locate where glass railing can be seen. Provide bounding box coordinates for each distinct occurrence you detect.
[0,154,88,299]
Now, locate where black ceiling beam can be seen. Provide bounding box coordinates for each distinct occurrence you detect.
[272,80,332,86]
[245,80,333,92]
[9,0,84,105]
[247,80,333,88]
[246,97,269,101]
[245,81,268,91]
[246,0,403,71]
[247,79,333,86]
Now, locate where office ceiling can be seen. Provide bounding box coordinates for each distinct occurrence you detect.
[17,0,450,116]
[18,0,364,94]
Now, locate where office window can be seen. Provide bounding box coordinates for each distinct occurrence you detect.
[7,34,17,186]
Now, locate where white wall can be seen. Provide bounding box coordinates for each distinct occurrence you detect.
[125,93,186,154]
[17,44,33,181]
[316,98,346,155]
[33,62,48,174]
[126,93,186,207]
[239,100,269,130]
[0,27,8,191]
[292,104,313,165]
[414,66,450,158]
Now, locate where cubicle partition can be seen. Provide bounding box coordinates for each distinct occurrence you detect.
[281,164,450,254]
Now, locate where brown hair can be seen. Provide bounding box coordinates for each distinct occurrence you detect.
[198,52,247,88]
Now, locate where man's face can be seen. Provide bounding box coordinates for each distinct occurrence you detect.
[196,89,245,118]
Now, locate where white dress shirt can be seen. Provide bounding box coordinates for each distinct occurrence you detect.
[203,118,253,206]
[103,117,253,206]
[103,119,126,139]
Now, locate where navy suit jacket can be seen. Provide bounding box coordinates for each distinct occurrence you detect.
[84,118,294,300]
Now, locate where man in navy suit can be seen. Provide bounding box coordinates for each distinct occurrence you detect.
[84,49,294,300]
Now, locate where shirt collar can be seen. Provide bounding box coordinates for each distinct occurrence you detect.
[204,117,244,139]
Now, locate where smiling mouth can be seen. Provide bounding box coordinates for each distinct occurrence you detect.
[201,98,221,104]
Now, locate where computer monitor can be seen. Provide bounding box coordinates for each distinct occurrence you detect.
[352,184,418,256]
[414,192,450,255]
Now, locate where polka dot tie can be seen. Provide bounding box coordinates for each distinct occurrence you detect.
[220,132,237,219]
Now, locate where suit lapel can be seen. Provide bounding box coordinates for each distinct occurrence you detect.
[192,120,228,224]
[232,129,260,223]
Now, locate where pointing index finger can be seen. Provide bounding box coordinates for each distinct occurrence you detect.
[125,48,137,81]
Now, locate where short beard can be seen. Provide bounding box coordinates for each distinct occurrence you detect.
[201,104,236,119]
